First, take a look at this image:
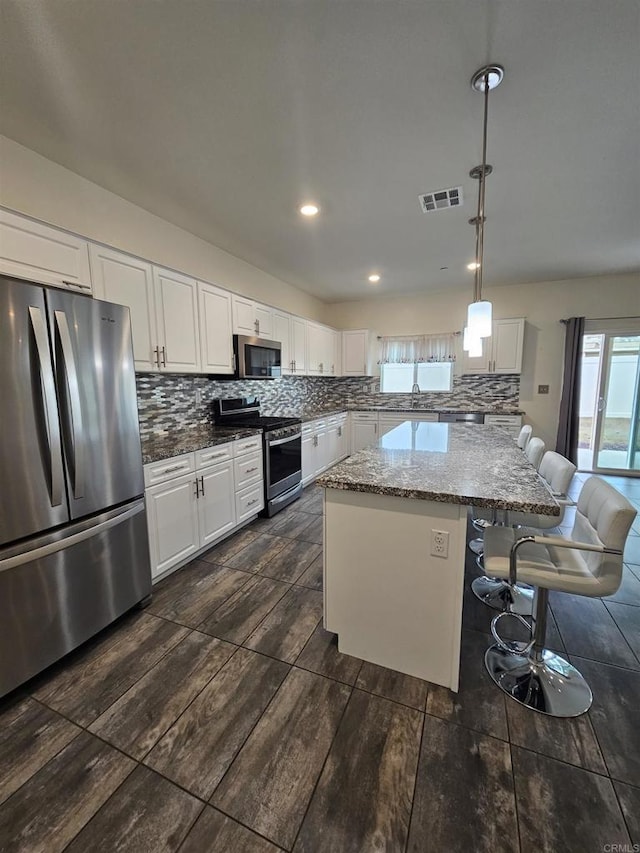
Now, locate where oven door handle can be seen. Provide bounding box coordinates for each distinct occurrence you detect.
[267,432,302,447]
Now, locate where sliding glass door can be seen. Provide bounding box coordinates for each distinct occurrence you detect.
[578,333,640,474]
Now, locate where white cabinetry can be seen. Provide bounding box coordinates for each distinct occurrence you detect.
[153,267,201,373]
[232,295,273,338]
[342,329,377,376]
[273,310,292,375]
[90,247,202,373]
[307,323,338,375]
[144,437,263,580]
[89,245,157,370]
[351,412,378,453]
[198,282,234,374]
[291,317,307,374]
[0,209,92,292]
[461,318,525,375]
[484,414,523,438]
[302,412,349,485]
[146,472,200,578]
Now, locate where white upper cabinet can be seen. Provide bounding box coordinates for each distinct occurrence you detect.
[89,245,157,370]
[0,209,92,292]
[153,267,201,373]
[307,322,337,375]
[461,318,525,375]
[198,282,234,374]
[232,295,273,338]
[291,316,307,374]
[272,310,292,374]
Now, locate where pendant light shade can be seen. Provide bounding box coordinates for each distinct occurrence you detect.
[467,299,492,338]
[463,326,483,357]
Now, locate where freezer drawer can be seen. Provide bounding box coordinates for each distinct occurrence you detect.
[0,499,151,697]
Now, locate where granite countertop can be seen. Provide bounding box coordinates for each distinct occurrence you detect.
[317,422,558,516]
[142,424,262,464]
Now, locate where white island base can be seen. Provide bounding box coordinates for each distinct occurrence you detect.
[323,487,468,692]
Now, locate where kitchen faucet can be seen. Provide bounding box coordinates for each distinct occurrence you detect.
[411,382,421,409]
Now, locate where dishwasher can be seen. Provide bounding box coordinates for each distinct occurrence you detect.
[438,412,485,424]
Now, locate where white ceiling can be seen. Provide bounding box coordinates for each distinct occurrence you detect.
[1,0,639,302]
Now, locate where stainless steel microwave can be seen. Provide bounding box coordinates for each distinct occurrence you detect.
[233,335,282,379]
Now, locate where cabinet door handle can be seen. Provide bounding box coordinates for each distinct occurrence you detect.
[153,347,160,368]
[62,280,92,291]
[338,426,342,437]
[161,346,167,367]
[200,475,205,495]
[194,478,200,498]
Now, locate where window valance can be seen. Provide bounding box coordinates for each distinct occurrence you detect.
[378,333,458,364]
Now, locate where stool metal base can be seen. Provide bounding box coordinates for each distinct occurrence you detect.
[484,645,593,717]
[471,575,534,616]
[468,538,484,556]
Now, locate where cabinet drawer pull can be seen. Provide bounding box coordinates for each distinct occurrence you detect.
[245,466,258,474]
[239,442,257,450]
[163,464,185,474]
[203,451,227,460]
[247,498,259,507]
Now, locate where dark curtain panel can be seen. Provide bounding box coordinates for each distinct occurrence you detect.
[555,316,585,463]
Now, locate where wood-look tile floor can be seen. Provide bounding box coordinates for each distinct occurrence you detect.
[1,479,639,853]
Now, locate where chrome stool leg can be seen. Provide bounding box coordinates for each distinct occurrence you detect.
[485,588,593,717]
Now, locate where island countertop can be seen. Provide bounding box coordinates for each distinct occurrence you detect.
[317,421,559,516]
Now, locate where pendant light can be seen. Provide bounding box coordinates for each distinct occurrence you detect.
[463,325,483,357]
[464,64,504,346]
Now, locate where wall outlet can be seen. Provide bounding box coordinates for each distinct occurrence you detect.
[538,384,549,395]
[430,529,449,558]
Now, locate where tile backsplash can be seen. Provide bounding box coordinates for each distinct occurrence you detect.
[136,373,520,437]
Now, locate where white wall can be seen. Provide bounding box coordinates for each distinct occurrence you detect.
[324,274,640,448]
[0,135,324,321]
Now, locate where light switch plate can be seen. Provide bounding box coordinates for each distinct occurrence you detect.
[538,385,549,394]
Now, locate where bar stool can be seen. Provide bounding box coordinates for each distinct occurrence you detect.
[468,424,534,556]
[472,450,575,614]
[516,424,532,450]
[483,476,636,717]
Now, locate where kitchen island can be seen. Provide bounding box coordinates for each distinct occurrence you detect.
[316,421,559,691]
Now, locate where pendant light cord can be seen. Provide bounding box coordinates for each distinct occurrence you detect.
[474,70,490,303]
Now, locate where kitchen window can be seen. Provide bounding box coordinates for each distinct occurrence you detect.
[380,361,453,392]
[378,332,457,392]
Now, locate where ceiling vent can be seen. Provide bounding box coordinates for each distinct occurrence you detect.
[418,186,463,213]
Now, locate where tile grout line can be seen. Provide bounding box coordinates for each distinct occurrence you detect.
[504,699,524,853]
[602,601,640,667]
[287,681,357,853]
[403,705,427,853]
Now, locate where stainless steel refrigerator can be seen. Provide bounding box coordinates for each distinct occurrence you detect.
[0,275,152,697]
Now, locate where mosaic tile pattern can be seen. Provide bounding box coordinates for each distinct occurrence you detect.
[136,373,520,437]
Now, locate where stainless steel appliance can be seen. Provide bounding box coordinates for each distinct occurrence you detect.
[233,335,282,379]
[214,397,302,516]
[0,276,152,697]
[438,412,485,424]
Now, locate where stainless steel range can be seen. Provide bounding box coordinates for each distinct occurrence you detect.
[214,397,302,517]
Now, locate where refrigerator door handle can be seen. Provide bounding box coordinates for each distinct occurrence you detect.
[0,500,145,573]
[28,306,64,508]
[54,310,85,498]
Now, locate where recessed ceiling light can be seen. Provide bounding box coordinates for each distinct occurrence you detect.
[299,203,319,217]
[440,266,449,271]
[467,261,480,270]
[368,274,381,283]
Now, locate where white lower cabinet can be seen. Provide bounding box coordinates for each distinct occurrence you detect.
[146,472,200,578]
[198,461,236,547]
[484,414,523,437]
[302,413,349,485]
[351,413,378,453]
[145,438,263,580]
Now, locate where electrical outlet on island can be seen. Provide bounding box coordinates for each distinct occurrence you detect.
[430,529,449,558]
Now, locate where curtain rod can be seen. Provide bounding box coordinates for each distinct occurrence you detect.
[377,331,461,340]
[560,316,640,324]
